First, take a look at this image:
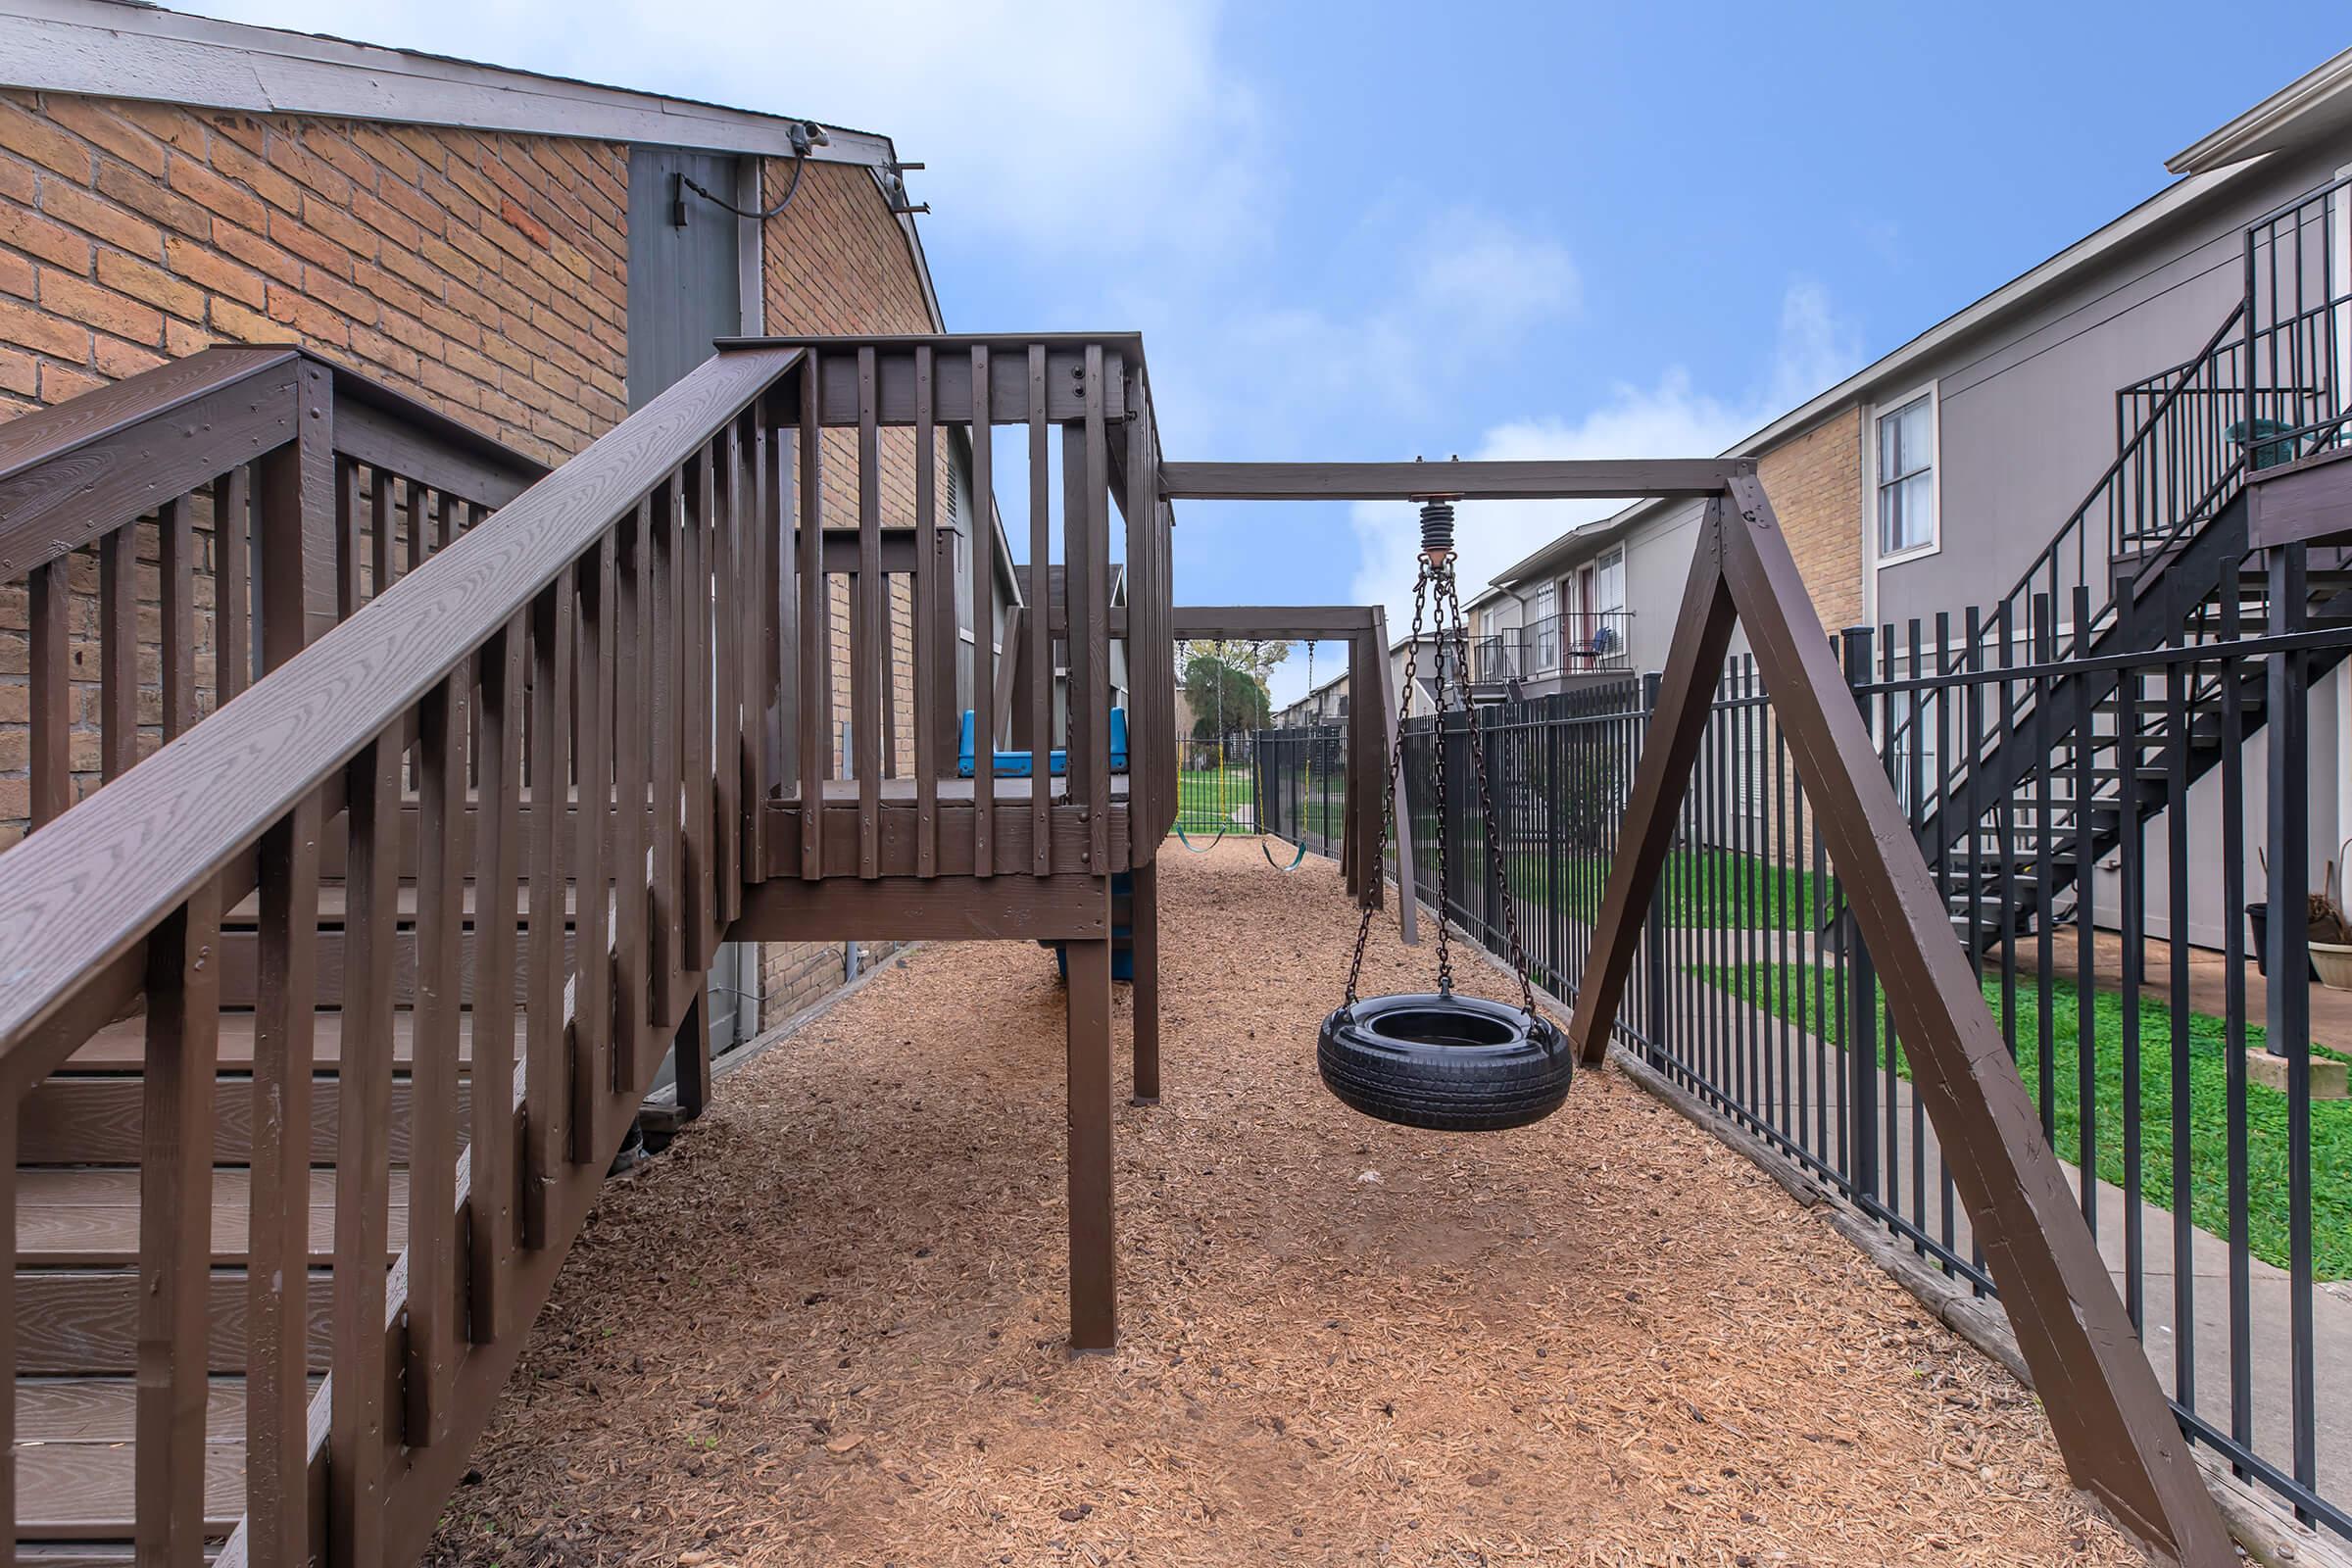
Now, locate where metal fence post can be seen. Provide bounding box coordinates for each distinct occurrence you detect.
[1640,671,1668,1062]
[1840,626,1880,1204]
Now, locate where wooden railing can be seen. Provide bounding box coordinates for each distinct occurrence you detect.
[0,344,545,840]
[0,333,1176,1566]
[757,333,1177,882]
[0,345,795,1567]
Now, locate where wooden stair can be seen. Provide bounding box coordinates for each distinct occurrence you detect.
[12,867,551,1560]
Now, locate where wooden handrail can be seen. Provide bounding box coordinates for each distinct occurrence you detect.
[0,346,799,1089]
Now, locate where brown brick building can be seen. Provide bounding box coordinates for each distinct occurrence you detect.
[0,0,1016,1040]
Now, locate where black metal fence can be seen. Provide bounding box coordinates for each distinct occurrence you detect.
[1271,616,2352,1540]
[1251,724,1348,858]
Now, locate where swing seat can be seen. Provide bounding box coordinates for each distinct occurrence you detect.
[1316,993,1572,1132]
[956,708,1128,779]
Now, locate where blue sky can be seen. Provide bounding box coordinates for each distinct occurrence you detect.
[187,1,2342,704]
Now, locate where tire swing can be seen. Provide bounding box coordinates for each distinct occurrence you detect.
[1261,640,1312,872]
[1318,500,1573,1132]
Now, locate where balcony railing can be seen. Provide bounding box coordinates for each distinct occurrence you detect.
[1470,610,1632,684]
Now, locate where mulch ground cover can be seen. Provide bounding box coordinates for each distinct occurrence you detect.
[425,842,2143,1567]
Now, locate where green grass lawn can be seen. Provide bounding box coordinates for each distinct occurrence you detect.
[1695,960,2352,1280]
[1176,766,1252,831]
[1414,843,1828,931]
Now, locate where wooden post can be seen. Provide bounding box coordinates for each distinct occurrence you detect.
[1130,856,1161,1105]
[257,358,336,664]
[676,987,712,1123]
[1564,471,2233,1567]
[1065,886,1116,1351]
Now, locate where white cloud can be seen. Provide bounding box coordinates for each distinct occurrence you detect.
[1347,278,1860,635]
[179,0,1267,262]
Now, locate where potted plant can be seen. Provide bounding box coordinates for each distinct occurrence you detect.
[2307,846,2352,990]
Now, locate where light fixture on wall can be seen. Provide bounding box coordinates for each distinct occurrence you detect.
[881,162,929,217]
[671,121,834,228]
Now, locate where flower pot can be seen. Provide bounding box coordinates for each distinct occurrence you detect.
[2312,941,2352,991]
[2245,902,2325,983]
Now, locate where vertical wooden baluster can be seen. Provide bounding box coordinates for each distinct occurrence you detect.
[159,495,197,742]
[469,618,524,1344]
[798,357,826,879]
[408,669,464,1445]
[854,348,882,877]
[571,535,613,1163]
[436,490,460,552]
[333,457,361,619]
[247,795,318,1568]
[877,576,895,781]
[406,479,426,571]
[1028,346,1052,871]
[1078,345,1111,874]
[613,505,654,1087]
[522,569,573,1244]
[970,345,995,878]
[684,450,714,965]
[100,525,137,781]
[332,736,398,1568]
[712,425,743,920]
[749,410,774,872]
[0,1091,13,1568]
[1124,374,1156,844]
[28,557,71,829]
[369,467,396,598]
[914,345,940,876]
[651,477,683,1022]
[135,879,222,1566]
[220,466,254,698]
[258,434,319,675]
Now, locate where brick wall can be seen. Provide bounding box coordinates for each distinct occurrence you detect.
[0,91,629,459]
[1755,406,1863,635]
[0,95,948,1032]
[1747,407,1864,865]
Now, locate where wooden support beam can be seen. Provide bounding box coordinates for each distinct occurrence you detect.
[1171,605,1378,639]
[1563,474,2234,1567]
[730,870,1112,941]
[1064,894,1116,1353]
[1159,459,1739,503]
[1130,857,1161,1104]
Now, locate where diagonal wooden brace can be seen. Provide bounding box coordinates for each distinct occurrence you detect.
[1565,470,2233,1566]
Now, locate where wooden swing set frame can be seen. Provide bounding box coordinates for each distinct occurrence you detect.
[1162,459,2234,1566]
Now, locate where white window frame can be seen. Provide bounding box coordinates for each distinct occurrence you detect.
[1869,381,1941,568]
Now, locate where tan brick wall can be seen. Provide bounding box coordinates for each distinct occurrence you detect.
[0,91,629,459]
[0,98,949,1032]
[1755,406,1863,635]
[1745,408,1863,867]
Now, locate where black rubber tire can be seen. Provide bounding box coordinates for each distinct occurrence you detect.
[1317,993,1573,1132]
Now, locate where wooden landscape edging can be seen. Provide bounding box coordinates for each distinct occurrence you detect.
[1562,466,2237,1567]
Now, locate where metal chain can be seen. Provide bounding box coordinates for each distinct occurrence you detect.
[1345,564,1432,1005]
[1435,569,1538,1018]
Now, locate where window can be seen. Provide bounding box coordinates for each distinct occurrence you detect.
[1876,391,1936,559]
[1530,583,1557,670]
[1592,549,1625,614]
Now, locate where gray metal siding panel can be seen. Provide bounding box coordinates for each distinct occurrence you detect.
[626,146,744,411]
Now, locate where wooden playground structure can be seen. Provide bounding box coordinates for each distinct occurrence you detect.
[0,338,2241,1563]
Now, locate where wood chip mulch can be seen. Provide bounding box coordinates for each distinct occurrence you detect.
[425,842,2145,1567]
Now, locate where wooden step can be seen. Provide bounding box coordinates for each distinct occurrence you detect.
[16,1169,408,1268]
[15,1270,332,1376]
[14,1442,242,1543]
[68,1009,520,1074]
[18,1074,476,1166]
[15,1382,255,1544]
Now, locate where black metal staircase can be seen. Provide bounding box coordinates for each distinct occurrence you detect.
[1907,174,2352,952]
